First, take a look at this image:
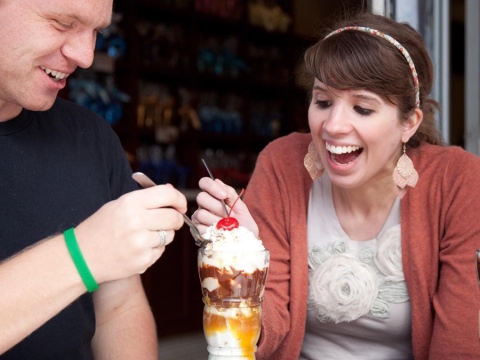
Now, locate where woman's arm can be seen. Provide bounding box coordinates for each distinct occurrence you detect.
[243,152,293,359]
[429,150,480,359]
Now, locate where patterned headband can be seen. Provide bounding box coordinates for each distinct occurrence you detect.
[325,26,420,108]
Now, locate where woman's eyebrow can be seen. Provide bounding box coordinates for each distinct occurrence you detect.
[351,94,382,105]
[312,85,328,93]
[312,86,381,105]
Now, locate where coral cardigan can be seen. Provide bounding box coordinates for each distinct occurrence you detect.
[243,133,480,360]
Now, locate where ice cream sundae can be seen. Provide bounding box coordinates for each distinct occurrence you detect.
[198,192,269,360]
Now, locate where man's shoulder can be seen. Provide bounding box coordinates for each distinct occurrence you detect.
[50,98,106,121]
[38,98,113,134]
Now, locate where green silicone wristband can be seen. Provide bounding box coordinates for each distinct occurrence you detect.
[63,228,98,293]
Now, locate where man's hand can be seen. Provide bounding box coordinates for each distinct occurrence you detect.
[74,184,187,284]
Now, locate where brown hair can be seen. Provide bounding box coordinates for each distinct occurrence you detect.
[301,12,444,147]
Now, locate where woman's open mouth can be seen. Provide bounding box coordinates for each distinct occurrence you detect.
[326,142,363,165]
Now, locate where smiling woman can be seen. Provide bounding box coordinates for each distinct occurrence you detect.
[194,11,480,360]
[307,77,416,199]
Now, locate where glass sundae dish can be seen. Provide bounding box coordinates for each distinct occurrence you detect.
[198,215,269,360]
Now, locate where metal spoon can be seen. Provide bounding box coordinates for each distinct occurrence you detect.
[131,172,210,247]
[202,158,229,217]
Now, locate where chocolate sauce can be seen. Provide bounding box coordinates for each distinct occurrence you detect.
[199,264,268,303]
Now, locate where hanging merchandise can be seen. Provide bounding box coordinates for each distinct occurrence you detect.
[248,0,291,32]
[196,35,249,78]
[95,12,127,59]
[68,12,129,125]
[194,0,244,21]
[69,75,131,126]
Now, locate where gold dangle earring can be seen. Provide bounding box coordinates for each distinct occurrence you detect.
[304,141,324,180]
[393,143,418,199]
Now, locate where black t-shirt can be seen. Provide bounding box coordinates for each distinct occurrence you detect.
[0,98,138,359]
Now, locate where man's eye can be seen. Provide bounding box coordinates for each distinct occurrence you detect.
[55,20,73,29]
[354,106,373,116]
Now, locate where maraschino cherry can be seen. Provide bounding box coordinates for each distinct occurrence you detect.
[216,188,245,231]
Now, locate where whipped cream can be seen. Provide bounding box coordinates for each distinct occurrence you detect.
[201,223,267,272]
[203,224,265,251]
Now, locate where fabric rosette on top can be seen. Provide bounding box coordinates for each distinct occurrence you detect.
[307,225,409,323]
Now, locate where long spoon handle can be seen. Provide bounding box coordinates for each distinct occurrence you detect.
[201,159,229,217]
[132,172,209,247]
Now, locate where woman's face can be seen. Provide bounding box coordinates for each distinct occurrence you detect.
[308,79,407,190]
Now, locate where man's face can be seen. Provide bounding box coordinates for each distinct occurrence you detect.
[0,0,112,119]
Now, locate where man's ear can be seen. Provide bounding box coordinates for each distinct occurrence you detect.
[402,108,423,142]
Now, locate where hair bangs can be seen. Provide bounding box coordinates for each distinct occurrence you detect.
[305,32,412,105]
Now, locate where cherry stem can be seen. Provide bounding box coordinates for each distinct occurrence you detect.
[228,188,245,217]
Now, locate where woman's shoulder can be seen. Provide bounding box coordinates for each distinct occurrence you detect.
[411,143,480,192]
[258,133,312,174]
[261,132,312,158]
[413,143,480,170]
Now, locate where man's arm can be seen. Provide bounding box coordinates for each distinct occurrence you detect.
[91,276,158,359]
[0,235,87,354]
[0,185,186,355]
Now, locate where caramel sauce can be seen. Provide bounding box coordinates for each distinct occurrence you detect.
[199,262,268,358]
[203,305,261,359]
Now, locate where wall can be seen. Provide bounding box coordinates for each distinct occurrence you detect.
[293,0,365,37]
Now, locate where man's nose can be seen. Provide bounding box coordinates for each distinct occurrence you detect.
[61,31,96,69]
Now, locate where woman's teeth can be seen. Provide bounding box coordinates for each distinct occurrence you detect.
[325,142,363,165]
[325,143,361,154]
[41,66,68,81]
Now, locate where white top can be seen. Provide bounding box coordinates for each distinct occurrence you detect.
[300,176,413,360]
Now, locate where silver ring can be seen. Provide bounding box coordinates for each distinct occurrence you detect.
[157,230,167,247]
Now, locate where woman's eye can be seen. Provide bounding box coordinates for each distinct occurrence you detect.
[315,100,331,109]
[354,106,373,116]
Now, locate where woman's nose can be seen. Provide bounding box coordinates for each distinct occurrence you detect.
[323,105,352,135]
